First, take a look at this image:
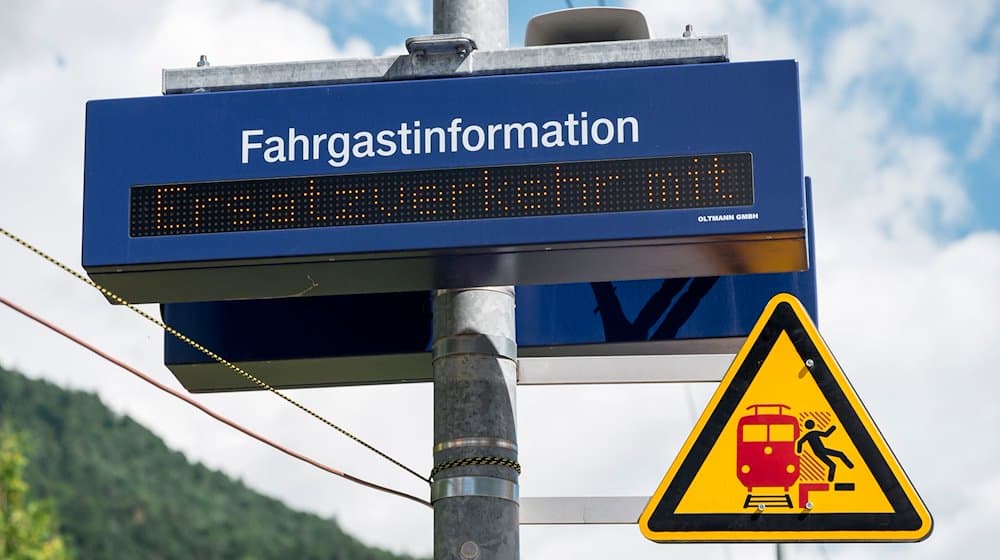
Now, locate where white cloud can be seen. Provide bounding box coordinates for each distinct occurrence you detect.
[387,0,430,28]
[279,0,429,28]
[382,43,408,57]
[823,0,999,160]
[2,1,999,559]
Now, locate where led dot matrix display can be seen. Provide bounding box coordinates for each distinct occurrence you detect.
[130,153,753,237]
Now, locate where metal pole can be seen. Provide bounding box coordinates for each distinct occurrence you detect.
[433,0,509,51]
[430,5,514,559]
[432,288,518,559]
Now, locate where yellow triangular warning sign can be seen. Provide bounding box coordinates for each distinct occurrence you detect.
[639,293,932,542]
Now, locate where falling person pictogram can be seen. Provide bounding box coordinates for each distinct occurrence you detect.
[796,419,854,482]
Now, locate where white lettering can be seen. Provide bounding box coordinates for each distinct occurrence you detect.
[288,128,309,161]
[327,133,350,167]
[541,121,565,148]
[352,131,375,159]
[241,129,263,163]
[263,136,286,163]
[591,118,614,145]
[503,122,538,150]
[617,116,639,143]
[241,111,641,169]
[699,214,736,223]
[425,127,446,153]
[376,130,397,156]
[462,125,486,152]
[312,133,328,160]
[447,118,462,153]
[487,124,503,150]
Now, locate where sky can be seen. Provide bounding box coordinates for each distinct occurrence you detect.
[0,0,998,559]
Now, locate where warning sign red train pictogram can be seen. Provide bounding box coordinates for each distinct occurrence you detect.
[737,404,800,509]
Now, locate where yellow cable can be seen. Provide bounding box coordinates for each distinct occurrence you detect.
[0,226,430,484]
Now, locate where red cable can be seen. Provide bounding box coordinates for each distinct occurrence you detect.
[0,295,431,508]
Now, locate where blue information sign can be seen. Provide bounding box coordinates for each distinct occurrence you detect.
[84,60,806,303]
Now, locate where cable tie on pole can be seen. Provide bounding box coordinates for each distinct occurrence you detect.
[430,456,522,480]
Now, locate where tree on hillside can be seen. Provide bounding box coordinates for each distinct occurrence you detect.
[0,429,71,560]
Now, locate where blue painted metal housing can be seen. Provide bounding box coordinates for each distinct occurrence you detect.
[84,60,807,302]
[161,179,817,392]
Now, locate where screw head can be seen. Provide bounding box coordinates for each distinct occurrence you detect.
[805,501,814,510]
[757,503,766,512]
[460,541,480,559]
[805,359,815,368]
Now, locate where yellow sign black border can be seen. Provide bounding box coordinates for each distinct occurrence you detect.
[639,293,932,542]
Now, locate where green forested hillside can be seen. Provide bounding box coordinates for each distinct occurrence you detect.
[0,365,420,560]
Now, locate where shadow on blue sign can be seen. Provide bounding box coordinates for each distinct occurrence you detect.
[592,278,718,342]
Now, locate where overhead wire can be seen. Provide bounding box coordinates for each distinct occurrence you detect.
[0,294,430,507]
[0,226,430,486]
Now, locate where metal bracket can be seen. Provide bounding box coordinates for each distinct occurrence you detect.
[162,36,728,94]
[517,354,733,385]
[405,33,478,58]
[434,437,518,453]
[431,476,519,503]
[519,496,647,525]
[433,333,517,362]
